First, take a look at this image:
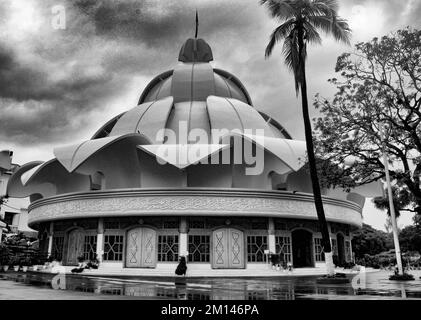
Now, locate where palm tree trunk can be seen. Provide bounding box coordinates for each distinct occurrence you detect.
[298,34,334,276]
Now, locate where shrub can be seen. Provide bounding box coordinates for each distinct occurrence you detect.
[0,244,11,265]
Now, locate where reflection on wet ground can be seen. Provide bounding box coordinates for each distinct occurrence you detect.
[1,270,421,300]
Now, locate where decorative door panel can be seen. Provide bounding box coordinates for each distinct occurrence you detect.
[212,228,244,269]
[126,228,142,268]
[228,229,244,268]
[140,228,156,268]
[212,229,229,268]
[125,227,157,268]
[66,229,84,265]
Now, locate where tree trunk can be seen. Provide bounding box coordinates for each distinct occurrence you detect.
[298,34,334,276]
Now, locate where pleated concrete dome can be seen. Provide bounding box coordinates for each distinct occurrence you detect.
[92,38,291,141]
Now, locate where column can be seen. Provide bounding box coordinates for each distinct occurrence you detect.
[47,222,54,258]
[96,218,104,263]
[268,218,276,254]
[349,235,354,263]
[0,221,5,242]
[179,217,188,257]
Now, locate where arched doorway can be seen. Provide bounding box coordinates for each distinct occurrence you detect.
[292,229,313,268]
[66,228,84,265]
[336,233,345,266]
[212,228,245,269]
[126,227,157,268]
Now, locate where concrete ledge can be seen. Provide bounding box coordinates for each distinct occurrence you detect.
[28,188,363,227]
[29,265,361,278]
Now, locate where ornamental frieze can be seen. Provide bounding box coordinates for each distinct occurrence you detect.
[28,191,362,227]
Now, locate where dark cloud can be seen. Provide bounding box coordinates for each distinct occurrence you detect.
[72,0,257,47]
[0,0,420,149]
[0,46,52,101]
[0,0,262,146]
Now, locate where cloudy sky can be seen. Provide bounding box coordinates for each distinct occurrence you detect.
[0,0,420,230]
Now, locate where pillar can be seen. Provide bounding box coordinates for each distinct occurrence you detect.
[268,218,276,254]
[96,218,104,263]
[179,217,188,257]
[0,221,5,242]
[349,235,354,263]
[47,222,54,258]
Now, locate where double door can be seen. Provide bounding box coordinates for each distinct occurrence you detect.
[126,227,157,268]
[212,228,244,269]
[66,229,85,265]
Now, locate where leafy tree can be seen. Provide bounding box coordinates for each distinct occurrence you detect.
[314,29,421,217]
[261,0,351,275]
[352,224,392,258]
[399,225,421,253]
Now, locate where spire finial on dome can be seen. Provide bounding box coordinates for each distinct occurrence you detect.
[178,11,213,63]
[195,10,199,38]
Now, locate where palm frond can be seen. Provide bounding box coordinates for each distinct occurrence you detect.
[331,15,352,44]
[303,21,322,44]
[282,30,304,95]
[265,19,296,58]
[260,0,295,21]
[311,0,339,15]
[308,14,351,44]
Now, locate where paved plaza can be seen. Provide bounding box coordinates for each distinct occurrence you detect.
[1,270,421,300]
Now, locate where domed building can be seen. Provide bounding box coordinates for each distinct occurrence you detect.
[7,37,367,275]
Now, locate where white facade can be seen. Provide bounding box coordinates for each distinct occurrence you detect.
[0,150,36,237]
[6,38,363,273]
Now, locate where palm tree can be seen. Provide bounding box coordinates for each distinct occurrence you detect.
[261,0,351,275]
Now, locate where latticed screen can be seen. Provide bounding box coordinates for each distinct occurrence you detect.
[104,235,124,261]
[247,235,268,262]
[158,235,179,262]
[162,219,179,229]
[104,220,120,229]
[314,237,325,262]
[83,235,97,261]
[345,240,352,262]
[52,236,64,261]
[274,221,287,231]
[188,219,205,229]
[251,220,267,230]
[188,235,210,262]
[331,239,338,255]
[275,235,292,263]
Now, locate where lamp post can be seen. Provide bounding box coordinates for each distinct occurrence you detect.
[380,125,403,275]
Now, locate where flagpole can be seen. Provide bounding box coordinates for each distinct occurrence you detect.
[380,125,403,275]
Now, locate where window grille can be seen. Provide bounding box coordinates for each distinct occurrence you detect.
[52,236,64,261]
[103,235,124,261]
[83,235,97,261]
[158,235,179,262]
[247,235,268,262]
[275,236,292,263]
[188,235,210,262]
[314,237,325,262]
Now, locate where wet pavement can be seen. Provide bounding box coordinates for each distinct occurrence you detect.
[1,270,421,300]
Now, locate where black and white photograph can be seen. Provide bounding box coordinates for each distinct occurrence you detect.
[0,0,420,313]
